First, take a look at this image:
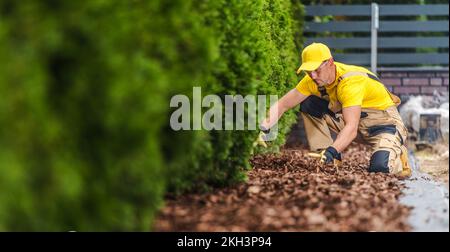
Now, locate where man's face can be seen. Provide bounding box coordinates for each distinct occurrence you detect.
[305,59,334,86]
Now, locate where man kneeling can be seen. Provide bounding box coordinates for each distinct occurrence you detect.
[258,43,411,178]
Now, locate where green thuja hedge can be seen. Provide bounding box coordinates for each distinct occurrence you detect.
[170,0,304,191]
[0,0,303,230]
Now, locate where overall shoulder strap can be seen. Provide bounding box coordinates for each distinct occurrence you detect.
[337,71,375,83]
[337,71,401,106]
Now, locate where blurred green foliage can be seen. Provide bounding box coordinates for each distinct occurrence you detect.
[0,0,303,230]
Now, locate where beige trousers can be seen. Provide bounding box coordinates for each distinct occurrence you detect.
[302,106,408,174]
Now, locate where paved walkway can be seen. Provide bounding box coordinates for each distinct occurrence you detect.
[400,151,449,232]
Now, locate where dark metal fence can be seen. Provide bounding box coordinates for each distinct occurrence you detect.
[304,4,449,73]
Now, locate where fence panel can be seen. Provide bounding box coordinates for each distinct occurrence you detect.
[304,4,449,69]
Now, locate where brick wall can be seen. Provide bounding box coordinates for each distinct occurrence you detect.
[378,69,449,99]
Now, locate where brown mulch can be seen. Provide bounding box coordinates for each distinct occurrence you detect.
[153,144,411,231]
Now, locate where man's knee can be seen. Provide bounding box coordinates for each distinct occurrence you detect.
[300,95,329,118]
[368,150,390,173]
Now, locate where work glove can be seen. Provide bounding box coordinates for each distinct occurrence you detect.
[307,146,342,172]
[253,126,270,148]
[320,146,342,165]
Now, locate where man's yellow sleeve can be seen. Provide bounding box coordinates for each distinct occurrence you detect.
[295,78,311,96]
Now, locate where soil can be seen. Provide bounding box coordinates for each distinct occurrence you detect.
[153,144,411,231]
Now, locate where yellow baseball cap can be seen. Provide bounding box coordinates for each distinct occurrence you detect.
[296,43,332,74]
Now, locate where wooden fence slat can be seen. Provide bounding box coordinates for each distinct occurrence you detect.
[305,37,449,49]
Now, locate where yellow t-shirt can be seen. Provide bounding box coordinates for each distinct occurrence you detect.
[295,62,395,110]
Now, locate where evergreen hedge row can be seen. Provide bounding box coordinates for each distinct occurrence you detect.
[0,0,303,231]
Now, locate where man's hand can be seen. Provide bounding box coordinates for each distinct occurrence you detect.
[309,146,342,172]
[254,131,268,148]
[320,146,342,164]
[253,125,271,148]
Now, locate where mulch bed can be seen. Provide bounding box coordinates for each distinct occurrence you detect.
[153,144,411,231]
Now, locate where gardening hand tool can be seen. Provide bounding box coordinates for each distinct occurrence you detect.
[253,131,268,148]
[307,146,342,172]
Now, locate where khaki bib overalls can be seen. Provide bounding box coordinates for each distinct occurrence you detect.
[300,72,411,177]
